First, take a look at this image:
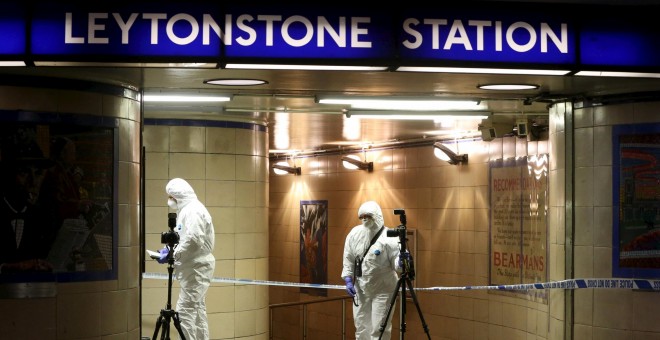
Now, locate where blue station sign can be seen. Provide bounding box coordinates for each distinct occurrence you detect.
[397,7,575,65]
[31,3,224,58]
[0,4,26,55]
[0,3,657,70]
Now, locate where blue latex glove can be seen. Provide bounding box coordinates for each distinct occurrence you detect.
[157,247,169,264]
[344,277,356,297]
[398,251,412,268]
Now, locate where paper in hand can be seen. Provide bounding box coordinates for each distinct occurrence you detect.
[147,249,161,260]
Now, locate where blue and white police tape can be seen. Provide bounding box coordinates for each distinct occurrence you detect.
[142,273,660,291]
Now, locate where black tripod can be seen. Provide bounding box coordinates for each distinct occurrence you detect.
[152,213,186,340]
[379,210,431,340]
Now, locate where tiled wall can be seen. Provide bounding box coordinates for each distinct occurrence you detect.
[141,122,270,339]
[269,138,552,340]
[571,101,660,339]
[269,100,660,340]
[0,84,141,339]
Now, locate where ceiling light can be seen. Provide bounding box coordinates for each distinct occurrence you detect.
[317,96,485,111]
[345,110,490,120]
[575,71,660,78]
[143,93,232,102]
[396,66,571,76]
[33,61,217,68]
[272,161,301,175]
[477,84,540,90]
[342,155,373,172]
[433,142,468,165]
[204,78,268,86]
[224,63,388,71]
[0,61,26,66]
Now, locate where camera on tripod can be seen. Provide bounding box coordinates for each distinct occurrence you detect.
[387,209,415,280]
[161,212,180,246]
[386,209,407,237]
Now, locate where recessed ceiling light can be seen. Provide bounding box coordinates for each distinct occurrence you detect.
[204,78,268,86]
[477,84,540,90]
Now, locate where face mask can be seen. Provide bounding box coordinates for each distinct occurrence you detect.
[362,218,377,229]
[167,198,178,210]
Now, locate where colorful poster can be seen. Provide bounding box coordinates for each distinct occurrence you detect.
[613,124,660,278]
[490,155,548,289]
[300,200,328,296]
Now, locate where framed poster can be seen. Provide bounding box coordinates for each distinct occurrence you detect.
[489,154,548,301]
[613,123,660,278]
[0,111,117,286]
[300,200,328,296]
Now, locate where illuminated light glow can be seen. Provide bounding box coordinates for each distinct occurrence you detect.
[272,161,292,175]
[319,97,486,111]
[351,114,489,120]
[575,71,660,78]
[397,66,570,76]
[224,64,387,71]
[342,154,362,170]
[205,78,268,86]
[478,84,539,90]
[143,94,231,102]
[273,111,290,150]
[342,115,361,140]
[0,61,26,66]
[34,61,216,68]
[433,147,451,162]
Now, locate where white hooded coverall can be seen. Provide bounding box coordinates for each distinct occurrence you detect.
[166,178,216,340]
[341,201,401,340]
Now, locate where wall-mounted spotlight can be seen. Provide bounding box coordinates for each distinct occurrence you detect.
[342,155,373,172]
[433,142,468,165]
[272,161,301,175]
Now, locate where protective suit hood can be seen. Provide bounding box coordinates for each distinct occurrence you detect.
[166,178,197,210]
[357,201,384,230]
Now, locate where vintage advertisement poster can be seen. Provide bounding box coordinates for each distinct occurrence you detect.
[613,123,660,278]
[490,155,548,291]
[300,200,328,296]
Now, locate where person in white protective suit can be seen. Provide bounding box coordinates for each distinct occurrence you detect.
[157,178,216,340]
[341,201,402,340]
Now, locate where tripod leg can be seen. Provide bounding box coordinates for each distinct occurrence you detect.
[152,315,163,340]
[161,317,170,340]
[172,311,187,340]
[379,277,404,340]
[404,278,431,340]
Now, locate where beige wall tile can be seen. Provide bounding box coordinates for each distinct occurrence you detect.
[593,125,612,166]
[575,166,594,207]
[236,181,256,207]
[236,154,256,181]
[236,129,257,155]
[235,310,257,337]
[170,125,205,153]
[593,290,632,329]
[145,152,169,179]
[593,206,612,247]
[143,125,170,152]
[206,153,236,180]
[206,126,236,153]
[169,152,205,179]
[574,106,594,129]
[574,206,594,246]
[574,127,594,167]
[574,245,594,277]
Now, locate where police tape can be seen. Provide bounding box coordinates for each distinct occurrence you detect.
[142,273,660,291]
